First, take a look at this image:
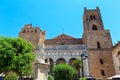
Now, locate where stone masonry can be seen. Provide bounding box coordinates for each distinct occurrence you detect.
[112,41,120,75]
[82,7,115,80]
[19,7,115,80]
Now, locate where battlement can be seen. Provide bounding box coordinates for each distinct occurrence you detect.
[19,24,46,48]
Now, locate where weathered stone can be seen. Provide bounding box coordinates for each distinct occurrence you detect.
[19,7,116,80]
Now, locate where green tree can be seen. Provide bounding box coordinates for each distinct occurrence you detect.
[72,59,83,79]
[0,37,35,77]
[53,63,77,80]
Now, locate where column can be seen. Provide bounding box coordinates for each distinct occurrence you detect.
[66,59,69,64]
[54,62,56,66]
[80,69,82,77]
[78,56,83,78]
[83,58,90,77]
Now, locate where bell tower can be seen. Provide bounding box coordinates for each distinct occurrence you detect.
[83,7,104,31]
[83,7,113,49]
[82,7,115,80]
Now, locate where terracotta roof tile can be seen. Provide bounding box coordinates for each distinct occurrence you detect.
[45,33,82,45]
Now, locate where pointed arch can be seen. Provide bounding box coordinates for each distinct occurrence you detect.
[69,58,76,67]
[90,15,93,20]
[23,30,25,33]
[56,58,66,64]
[92,24,98,30]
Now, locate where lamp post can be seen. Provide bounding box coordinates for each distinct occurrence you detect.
[81,51,88,77]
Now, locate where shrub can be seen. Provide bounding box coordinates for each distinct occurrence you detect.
[4,72,18,80]
[53,63,77,80]
[80,77,86,80]
[48,75,54,80]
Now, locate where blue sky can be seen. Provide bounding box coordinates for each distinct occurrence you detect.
[0,0,120,44]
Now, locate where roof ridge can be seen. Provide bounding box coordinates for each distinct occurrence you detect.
[52,33,75,39]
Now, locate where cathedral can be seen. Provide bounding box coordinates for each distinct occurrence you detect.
[19,7,115,80]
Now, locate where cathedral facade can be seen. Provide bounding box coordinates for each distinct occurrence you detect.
[19,7,115,80]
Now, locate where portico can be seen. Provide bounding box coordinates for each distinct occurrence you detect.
[44,45,90,77]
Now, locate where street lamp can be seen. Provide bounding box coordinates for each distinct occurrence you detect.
[81,51,88,77]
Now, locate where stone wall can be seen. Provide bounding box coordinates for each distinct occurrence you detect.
[88,50,115,80]
[112,42,120,75]
[82,30,115,80]
[19,24,46,48]
[82,7,115,80]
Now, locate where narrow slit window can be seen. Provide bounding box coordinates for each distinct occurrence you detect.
[100,59,103,64]
[97,42,101,48]
[101,70,105,76]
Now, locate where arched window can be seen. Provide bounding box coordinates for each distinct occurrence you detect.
[35,29,37,33]
[56,58,66,64]
[93,15,96,20]
[92,25,98,30]
[23,30,25,33]
[31,30,33,33]
[68,58,76,66]
[45,59,48,63]
[97,41,101,48]
[101,70,105,75]
[90,15,93,20]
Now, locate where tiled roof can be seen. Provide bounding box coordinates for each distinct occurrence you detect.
[45,33,82,45]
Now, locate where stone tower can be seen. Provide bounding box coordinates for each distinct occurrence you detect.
[19,24,46,48]
[82,7,115,79]
[19,24,49,80]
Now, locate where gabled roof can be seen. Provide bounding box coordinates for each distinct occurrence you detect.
[52,33,75,40]
[45,33,82,45]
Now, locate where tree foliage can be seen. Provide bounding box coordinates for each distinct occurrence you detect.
[72,59,83,78]
[53,63,77,80]
[4,72,18,80]
[80,77,86,80]
[48,75,54,80]
[72,59,83,70]
[0,37,35,76]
